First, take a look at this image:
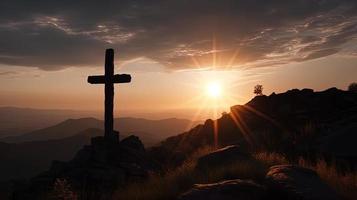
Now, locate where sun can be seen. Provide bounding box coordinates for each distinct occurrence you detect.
[206,82,222,98]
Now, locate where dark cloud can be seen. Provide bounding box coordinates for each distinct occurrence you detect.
[0,0,356,70]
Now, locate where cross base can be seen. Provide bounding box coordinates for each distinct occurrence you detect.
[91,130,120,147]
[106,130,120,143]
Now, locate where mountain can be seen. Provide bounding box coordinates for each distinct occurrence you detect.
[0,116,195,181]
[151,88,357,166]
[0,128,102,181]
[0,107,99,138]
[1,117,196,146]
[1,118,102,143]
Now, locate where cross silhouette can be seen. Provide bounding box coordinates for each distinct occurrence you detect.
[88,49,131,141]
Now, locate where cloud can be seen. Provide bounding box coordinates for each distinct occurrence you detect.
[0,71,18,76]
[0,0,356,71]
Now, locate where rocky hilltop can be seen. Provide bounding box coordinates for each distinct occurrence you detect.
[151,88,357,166]
[13,134,160,200]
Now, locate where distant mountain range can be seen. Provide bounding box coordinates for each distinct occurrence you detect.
[0,117,196,146]
[0,116,196,181]
[0,107,100,138]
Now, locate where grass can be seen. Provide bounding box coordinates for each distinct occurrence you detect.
[114,147,267,200]
[297,157,357,200]
[113,149,357,200]
[255,152,357,200]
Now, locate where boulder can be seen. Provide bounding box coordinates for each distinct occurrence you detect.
[196,145,251,170]
[265,165,339,200]
[120,135,145,152]
[179,179,266,200]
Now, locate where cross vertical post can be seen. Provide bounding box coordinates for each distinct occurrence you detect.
[105,49,114,139]
[87,49,131,142]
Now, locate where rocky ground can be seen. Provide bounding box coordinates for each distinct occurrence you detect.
[12,134,160,200]
[179,145,340,200]
[115,143,351,200]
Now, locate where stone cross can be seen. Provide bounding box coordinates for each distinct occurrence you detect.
[88,49,131,141]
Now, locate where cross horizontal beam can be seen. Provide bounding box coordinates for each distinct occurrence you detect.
[88,74,131,84]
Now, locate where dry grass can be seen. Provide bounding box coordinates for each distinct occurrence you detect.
[114,149,357,200]
[113,147,208,200]
[255,152,357,200]
[114,147,266,200]
[253,152,289,166]
[298,158,357,200]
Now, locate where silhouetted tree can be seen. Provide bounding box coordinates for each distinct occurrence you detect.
[254,84,263,96]
[348,82,357,92]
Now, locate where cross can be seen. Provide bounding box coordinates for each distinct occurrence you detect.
[88,49,131,142]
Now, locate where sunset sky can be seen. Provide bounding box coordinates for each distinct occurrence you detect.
[0,0,356,120]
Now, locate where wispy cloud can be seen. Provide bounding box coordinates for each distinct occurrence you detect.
[0,71,18,76]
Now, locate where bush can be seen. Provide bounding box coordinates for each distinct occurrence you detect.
[254,84,263,96]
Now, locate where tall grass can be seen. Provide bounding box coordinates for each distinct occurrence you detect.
[255,152,357,200]
[114,147,266,200]
[298,158,357,200]
[114,149,357,200]
[113,147,208,200]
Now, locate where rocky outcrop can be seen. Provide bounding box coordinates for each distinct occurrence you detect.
[178,179,266,200]
[13,134,160,200]
[152,88,357,166]
[265,165,339,200]
[195,145,251,170]
[120,135,145,152]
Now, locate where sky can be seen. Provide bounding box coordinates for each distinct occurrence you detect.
[0,0,357,120]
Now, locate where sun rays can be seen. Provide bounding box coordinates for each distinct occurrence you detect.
[177,36,254,148]
[177,36,284,150]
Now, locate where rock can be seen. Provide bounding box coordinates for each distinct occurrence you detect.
[179,179,266,200]
[120,135,145,152]
[13,134,160,200]
[265,165,339,200]
[196,145,251,170]
[301,88,314,94]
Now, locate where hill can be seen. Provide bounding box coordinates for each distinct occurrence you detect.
[0,116,195,181]
[1,117,196,146]
[0,107,99,138]
[0,128,102,181]
[151,88,357,166]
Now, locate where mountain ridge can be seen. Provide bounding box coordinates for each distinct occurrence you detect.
[1,117,196,144]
